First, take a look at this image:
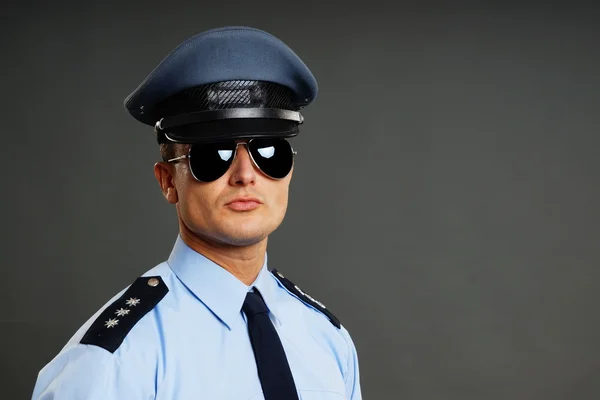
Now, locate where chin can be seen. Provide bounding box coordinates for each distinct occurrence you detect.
[219,221,278,247]
[213,228,267,246]
[221,235,266,247]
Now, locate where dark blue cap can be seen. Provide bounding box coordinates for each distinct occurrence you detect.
[123,26,318,143]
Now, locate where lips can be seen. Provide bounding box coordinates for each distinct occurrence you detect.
[225,196,262,211]
[226,196,262,205]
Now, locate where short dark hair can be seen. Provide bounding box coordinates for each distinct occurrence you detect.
[155,130,188,161]
[159,142,176,162]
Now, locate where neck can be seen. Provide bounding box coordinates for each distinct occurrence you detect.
[179,229,267,286]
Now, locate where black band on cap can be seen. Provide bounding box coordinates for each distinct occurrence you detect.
[155,107,303,131]
[155,118,300,144]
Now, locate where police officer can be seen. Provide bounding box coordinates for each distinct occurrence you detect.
[31,26,362,400]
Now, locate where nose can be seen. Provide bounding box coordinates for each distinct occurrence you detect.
[228,143,257,186]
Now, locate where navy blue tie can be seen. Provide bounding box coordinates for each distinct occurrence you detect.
[243,291,299,400]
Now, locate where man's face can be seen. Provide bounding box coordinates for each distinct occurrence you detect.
[156,141,293,247]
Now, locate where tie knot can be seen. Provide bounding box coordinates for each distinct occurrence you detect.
[243,291,269,316]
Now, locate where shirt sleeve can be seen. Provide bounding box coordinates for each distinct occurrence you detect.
[31,344,152,400]
[341,326,363,400]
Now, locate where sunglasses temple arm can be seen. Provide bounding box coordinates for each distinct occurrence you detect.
[166,155,188,163]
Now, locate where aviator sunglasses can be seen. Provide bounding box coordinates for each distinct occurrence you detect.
[166,138,297,182]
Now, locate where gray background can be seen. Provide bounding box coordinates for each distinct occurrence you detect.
[3,1,600,399]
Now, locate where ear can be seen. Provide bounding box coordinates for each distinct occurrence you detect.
[154,162,178,204]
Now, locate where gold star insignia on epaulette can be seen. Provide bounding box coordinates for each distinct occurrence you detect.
[125,297,140,307]
[104,318,119,328]
[115,308,130,317]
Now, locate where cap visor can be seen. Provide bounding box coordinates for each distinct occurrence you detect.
[161,119,300,143]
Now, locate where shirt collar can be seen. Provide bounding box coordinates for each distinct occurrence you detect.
[166,235,278,330]
[250,261,280,322]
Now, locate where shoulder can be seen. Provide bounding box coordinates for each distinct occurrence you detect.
[269,269,360,377]
[270,269,341,329]
[79,272,169,353]
[62,262,175,355]
[32,264,175,399]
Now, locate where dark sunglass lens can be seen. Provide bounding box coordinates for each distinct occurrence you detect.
[189,141,236,182]
[249,139,294,179]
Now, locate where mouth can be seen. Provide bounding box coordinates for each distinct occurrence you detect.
[225,197,263,211]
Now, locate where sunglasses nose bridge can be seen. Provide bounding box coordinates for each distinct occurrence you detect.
[232,142,249,160]
[231,141,260,171]
[234,142,248,151]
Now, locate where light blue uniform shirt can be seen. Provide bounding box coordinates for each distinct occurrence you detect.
[32,236,362,399]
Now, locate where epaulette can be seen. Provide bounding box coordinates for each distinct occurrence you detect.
[271,269,341,329]
[80,276,169,353]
